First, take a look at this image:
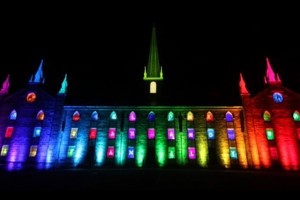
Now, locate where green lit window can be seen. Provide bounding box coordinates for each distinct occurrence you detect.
[229,147,238,159]
[67,146,76,157]
[168,147,176,159]
[293,110,300,121]
[167,111,174,122]
[110,111,117,120]
[263,111,271,121]
[266,128,275,140]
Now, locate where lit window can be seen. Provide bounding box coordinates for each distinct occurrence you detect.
[229,147,238,159]
[168,147,176,159]
[187,128,195,140]
[167,128,175,140]
[148,111,155,122]
[127,146,135,159]
[266,128,275,140]
[89,128,97,139]
[108,128,116,139]
[188,147,196,159]
[227,128,235,140]
[128,128,136,139]
[107,146,115,158]
[207,128,215,140]
[293,110,300,121]
[29,145,38,157]
[5,127,14,138]
[206,111,214,122]
[148,128,155,139]
[70,128,78,138]
[33,127,42,137]
[26,92,37,103]
[167,111,174,122]
[110,111,117,120]
[225,111,233,122]
[67,146,76,157]
[187,111,194,121]
[0,145,9,156]
[91,111,99,121]
[129,111,136,122]
[150,81,157,94]
[263,111,271,121]
[10,110,17,120]
[269,147,278,160]
[37,110,45,121]
[72,111,80,121]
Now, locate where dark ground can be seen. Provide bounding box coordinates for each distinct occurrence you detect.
[1,167,300,192]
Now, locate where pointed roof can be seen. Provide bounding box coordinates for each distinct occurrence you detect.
[29,59,44,84]
[264,57,282,85]
[239,73,249,94]
[0,74,10,95]
[143,24,163,81]
[58,74,68,95]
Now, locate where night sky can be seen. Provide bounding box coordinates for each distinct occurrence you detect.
[1,5,300,106]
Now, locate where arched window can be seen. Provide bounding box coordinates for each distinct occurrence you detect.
[110,111,117,120]
[293,110,300,121]
[206,111,214,122]
[263,111,271,121]
[187,111,194,121]
[167,111,174,122]
[150,81,157,94]
[148,111,156,122]
[37,110,45,121]
[129,111,136,122]
[72,111,80,121]
[10,110,17,120]
[91,111,99,121]
[225,111,233,122]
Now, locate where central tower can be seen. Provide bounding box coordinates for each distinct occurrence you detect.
[143,24,164,105]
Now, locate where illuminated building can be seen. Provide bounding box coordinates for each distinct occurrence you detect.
[1,25,300,172]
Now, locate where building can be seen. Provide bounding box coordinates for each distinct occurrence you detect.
[1,25,300,172]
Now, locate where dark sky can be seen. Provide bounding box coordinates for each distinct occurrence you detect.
[1,4,300,106]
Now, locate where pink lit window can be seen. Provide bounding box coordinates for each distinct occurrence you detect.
[148,128,155,139]
[108,128,116,139]
[107,146,115,158]
[167,128,175,140]
[188,147,196,159]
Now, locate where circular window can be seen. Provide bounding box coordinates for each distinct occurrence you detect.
[26,92,37,103]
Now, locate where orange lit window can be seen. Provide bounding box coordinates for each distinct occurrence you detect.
[26,92,37,103]
[37,110,45,120]
[206,111,214,122]
[29,145,38,157]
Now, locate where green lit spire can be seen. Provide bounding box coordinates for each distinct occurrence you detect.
[143,24,163,81]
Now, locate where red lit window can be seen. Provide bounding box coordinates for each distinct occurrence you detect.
[72,111,80,121]
[89,128,97,139]
[5,127,14,138]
